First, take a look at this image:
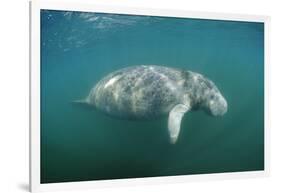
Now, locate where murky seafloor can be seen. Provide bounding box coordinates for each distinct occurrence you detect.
[40,10,264,183]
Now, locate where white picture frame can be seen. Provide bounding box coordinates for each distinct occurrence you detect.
[30,0,270,192]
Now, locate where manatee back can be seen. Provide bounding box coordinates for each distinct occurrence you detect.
[89,65,184,119]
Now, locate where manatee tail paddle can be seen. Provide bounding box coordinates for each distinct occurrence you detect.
[71,99,94,110]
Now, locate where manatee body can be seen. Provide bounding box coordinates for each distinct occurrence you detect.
[75,65,227,144]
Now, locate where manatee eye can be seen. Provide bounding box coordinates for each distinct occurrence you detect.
[210,95,215,100]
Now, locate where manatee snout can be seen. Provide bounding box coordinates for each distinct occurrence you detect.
[208,94,228,116]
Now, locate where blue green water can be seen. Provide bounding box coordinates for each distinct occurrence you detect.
[40,10,264,183]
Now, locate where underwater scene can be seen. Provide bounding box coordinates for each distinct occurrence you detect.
[40,10,264,183]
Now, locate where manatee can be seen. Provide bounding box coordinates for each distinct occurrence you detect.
[74,65,227,144]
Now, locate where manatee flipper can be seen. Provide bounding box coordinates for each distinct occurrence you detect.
[168,104,190,144]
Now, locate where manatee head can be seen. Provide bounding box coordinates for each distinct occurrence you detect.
[200,79,228,116]
[205,90,227,116]
[180,70,227,117]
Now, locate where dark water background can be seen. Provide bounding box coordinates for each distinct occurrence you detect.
[40,10,264,183]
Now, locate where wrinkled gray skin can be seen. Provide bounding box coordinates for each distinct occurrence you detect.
[76,65,227,143]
